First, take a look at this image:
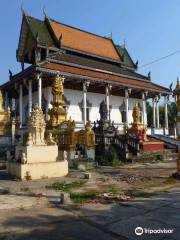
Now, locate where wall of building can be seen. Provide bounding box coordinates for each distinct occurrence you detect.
[21,87,146,128]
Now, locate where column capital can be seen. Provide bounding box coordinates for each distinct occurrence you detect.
[125,88,131,97]
[83,80,90,92]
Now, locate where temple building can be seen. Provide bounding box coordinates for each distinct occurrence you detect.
[0,12,171,133]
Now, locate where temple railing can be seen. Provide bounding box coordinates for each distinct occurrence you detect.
[113,134,129,160]
[113,134,140,160]
[127,135,140,156]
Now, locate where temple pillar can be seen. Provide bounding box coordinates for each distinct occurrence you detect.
[105,84,112,120]
[19,84,23,127]
[37,74,42,108]
[142,92,147,127]
[28,80,32,116]
[125,88,131,128]
[46,87,52,121]
[156,96,160,128]
[83,80,90,126]
[152,98,156,128]
[164,95,169,132]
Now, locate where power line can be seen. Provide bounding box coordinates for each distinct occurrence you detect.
[139,49,180,68]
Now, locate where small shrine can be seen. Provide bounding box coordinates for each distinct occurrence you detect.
[129,103,164,152]
[0,90,11,136]
[93,100,117,158]
[7,104,68,180]
[48,75,67,128]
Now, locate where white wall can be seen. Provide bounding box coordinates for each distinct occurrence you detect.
[21,87,146,128]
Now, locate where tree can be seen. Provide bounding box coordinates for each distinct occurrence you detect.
[146,101,176,128]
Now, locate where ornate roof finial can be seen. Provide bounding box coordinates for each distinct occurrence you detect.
[176,77,180,89]
[43,5,48,18]
[135,60,138,69]
[20,2,28,16]
[148,71,151,80]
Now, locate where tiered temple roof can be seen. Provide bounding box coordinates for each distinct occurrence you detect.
[1,13,171,98]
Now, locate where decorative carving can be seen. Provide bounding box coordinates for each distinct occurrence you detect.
[27,103,46,145]
[46,132,56,145]
[48,75,67,128]
[21,152,27,164]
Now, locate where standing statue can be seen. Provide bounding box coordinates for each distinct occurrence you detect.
[99,100,108,121]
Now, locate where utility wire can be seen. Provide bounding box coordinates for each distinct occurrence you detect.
[139,49,180,68]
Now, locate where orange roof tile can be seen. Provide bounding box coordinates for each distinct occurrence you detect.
[42,62,168,93]
[48,19,120,62]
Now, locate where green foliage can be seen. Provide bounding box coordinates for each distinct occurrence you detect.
[107,184,118,194]
[70,191,99,203]
[156,153,163,161]
[146,101,176,128]
[46,180,86,192]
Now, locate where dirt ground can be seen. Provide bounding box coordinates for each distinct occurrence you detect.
[0,159,180,239]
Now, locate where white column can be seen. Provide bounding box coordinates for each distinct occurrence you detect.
[105,85,110,120]
[37,74,42,108]
[156,97,160,128]
[19,84,23,127]
[28,80,32,116]
[164,95,168,130]
[46,87,52,120]
[125,89,129,127]
[142,92,146,127]
[83,82,87,126]
[152,98,156,128]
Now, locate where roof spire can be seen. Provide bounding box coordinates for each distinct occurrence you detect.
[121,39,126,48]
[20,2,28,16]
[43,5,48,18]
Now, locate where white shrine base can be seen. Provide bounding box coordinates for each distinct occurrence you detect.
[7,160,68,180]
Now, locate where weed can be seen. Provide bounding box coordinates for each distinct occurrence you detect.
[46,180,86,192]
[107,184,118,194]
[70,191,99,204]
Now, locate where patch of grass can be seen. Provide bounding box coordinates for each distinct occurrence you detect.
[46,180,87,192]
[107,184,118,194]
[70,191,99,204]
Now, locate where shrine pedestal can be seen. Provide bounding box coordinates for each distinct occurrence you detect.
[7,160,68,180]
[141,141,164,152]
[7,145,68,180]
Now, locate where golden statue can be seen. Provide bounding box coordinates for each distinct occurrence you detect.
[48,75,67,128]
[128,103,147,142]
[0,90,11,136]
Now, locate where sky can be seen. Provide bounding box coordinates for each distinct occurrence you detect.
[1,0,180,89]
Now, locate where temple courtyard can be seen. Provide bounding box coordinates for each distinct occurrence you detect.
[0,159,180,240]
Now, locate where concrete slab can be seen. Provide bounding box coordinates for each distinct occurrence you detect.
[107,216,176,240]
[74,203,146,226]
[144,206,180,228]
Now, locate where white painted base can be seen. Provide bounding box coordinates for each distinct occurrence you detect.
[7,160,68,180]
[15,145,59,163]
